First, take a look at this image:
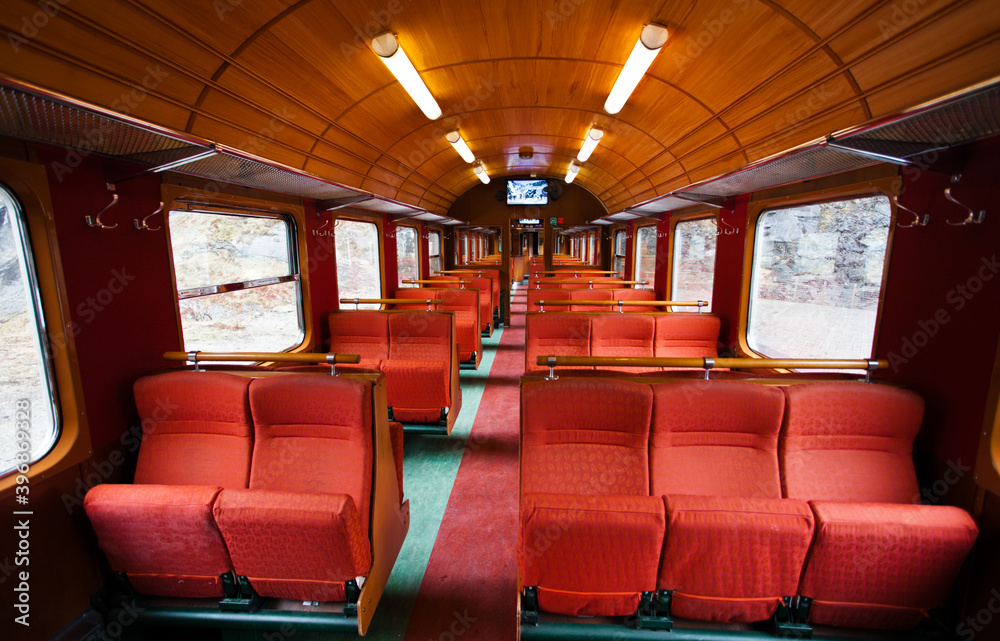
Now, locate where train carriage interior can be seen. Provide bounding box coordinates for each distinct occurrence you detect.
[2,1,1000,640]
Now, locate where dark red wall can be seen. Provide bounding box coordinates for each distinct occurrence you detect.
[303,199,339,346]
[709,196,749,352]
[38,148,183,450]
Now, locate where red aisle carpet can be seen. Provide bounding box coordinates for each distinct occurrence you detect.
[402,285,528,641]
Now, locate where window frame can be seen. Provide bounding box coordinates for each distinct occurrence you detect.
[395,223,421,286]
[166,206,305,354]
[0,158,89,493]
[737,178,898,360]
[634,223,658,290]
[667,211,717,312]
[331,213,385,308]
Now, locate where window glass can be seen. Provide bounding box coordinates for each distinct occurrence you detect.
[588,233,596,265]
[461,234,469,264]
[428,230,442,275]
[635,225,657,289]
[748,195,892,359]
[396,225,419,286]
[335,218,381,309]
[169,210,303,352]
[614,230,626,278]
[0,186,58,475]
[671,218,717,312]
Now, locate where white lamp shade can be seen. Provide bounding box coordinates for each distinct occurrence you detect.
[565,161,581,183]
[604,24,668,115]
[446,131,476,163]
[372,32,442,120]
[577,128,604,162]
[474,163,490,184]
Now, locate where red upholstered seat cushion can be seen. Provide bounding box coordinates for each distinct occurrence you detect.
[435,288,480,361]
[780,382,923,504]
[650,381,785,498]
[247,376,373,535]
[213,489,372,602]
[520,493,665,616]
[570,288,613,311]
[133,371,253,488]
[614,288,660,311]
[590,314,657,372]
[84,484,231,598]
[381,359,450,421]
[658,494,814,622]
[328,311,390,362]
[799,501,978,630]
[388,311,452,362]
[653,314,721,358]
[521,378,653,495]
[524,313,592,374]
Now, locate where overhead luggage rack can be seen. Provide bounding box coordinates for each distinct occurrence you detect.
[0,76,465,224]
[605,75,1000,219]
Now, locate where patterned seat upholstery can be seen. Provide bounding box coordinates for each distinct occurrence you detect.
[781,382,978,630]
[381,311,452,423]
[84,372,253,597]
[213,375,374,602]
[519,378,664,616]
[651,381,814,623]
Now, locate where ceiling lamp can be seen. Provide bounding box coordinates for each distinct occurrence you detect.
[473,162,490,184]
[577,127,603,162]
[446,130,475,163]
[565,161,581,184]
[604,23,669,115]
[371,32,442,120]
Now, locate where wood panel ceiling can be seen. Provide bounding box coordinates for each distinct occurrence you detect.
[0,0,998,216]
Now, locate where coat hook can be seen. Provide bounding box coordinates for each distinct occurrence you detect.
[944,188,986,226]
[85,193,119,229]
[134,201,164,231]
[894,195,929,228]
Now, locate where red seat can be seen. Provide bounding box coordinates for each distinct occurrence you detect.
[84,372,253,598]
[569,288,613,311]
[781,382,978,630]
[213,375,374,602]
[614,288,659,311]
[329,311,388,373]
[520,379,661,616]
[590,314,657,373]
[396,287,480,365]
[524,313,591,375]
[653,314,720,359]
[382,311,452,423]
[650,381,814,623]
[526,287,569,312]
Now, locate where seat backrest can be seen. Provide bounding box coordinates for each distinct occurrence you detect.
[524,312,591,373]
[527,287,570,312]
[614,288,659,311]
[328,311,389,361]
[780,382,923,504]
[388,311,453,362]
[570,288,614,311]
[521,378,653,496]
[133,371,253,488]
[248,376,374,535]
[392,287,441,310]
[430,277,492,326]
[654,314,720,358]
[650,380,786,499]
[590,314,655,358]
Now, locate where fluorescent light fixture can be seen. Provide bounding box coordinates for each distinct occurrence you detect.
[604,23,669,115]
[473,162,490,184]
[565,161,581,183]
[577,127,603,162]
[372,32,442,120]
[446,130,475,163]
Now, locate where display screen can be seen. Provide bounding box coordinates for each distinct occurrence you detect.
[507,179,548,205]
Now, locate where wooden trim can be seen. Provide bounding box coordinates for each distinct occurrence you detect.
[535,355,887,370]
[737,176,899,359]
[162,351,360,364]
[0,158,91,495]
[534,300,707,308]
[975,334,1000,496]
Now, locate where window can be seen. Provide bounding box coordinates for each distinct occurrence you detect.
[396,225,419,286]
[429,230,442,275]
[0,185,58,476]
[169,210,303,353]
[461,234,469,264]
[588,233,596,265]
[613,230,627,278]
[335,218,382,309]
[635,225,657,289]
[747,195,891,359]
[671,217,717,311]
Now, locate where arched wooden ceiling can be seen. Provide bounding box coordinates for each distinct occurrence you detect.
[1,0,998,216]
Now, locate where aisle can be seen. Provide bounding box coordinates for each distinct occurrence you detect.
[401,284,528,641]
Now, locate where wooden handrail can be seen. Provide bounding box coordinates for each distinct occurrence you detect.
[533,300,708,310]
[534,355,887,374]
[402,279,475,285]
[339,297,444,310]
[534,270,617,275]
[533,279,647,288]
[164,351,361,365]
